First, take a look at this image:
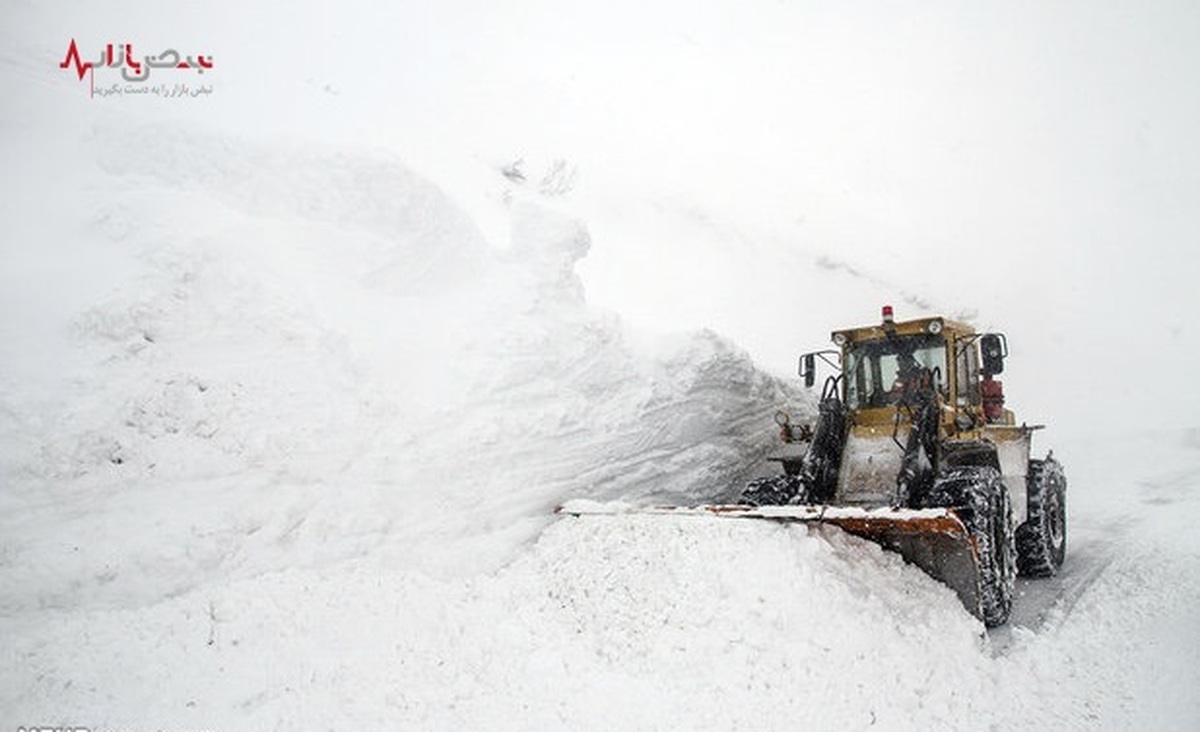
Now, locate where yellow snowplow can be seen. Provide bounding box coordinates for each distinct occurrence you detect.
[561,307,1067,626]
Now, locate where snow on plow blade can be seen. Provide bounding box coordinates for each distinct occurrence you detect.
[556,500,984,621]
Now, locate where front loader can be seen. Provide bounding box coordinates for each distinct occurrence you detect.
[561,307,1067,627]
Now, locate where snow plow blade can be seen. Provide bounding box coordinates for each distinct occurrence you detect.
[556,500,985,621]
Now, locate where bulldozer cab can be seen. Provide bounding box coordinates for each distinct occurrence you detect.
[800,309,1012,431]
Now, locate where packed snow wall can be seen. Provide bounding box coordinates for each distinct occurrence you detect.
[0,120,811,614]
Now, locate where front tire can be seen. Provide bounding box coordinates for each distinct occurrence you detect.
[1016,457,1067,577]
[931,466,1016,627]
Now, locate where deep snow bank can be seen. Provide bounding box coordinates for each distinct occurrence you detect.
[1,516,986,731]
[10,427,1197,732]
[0,118,806,621]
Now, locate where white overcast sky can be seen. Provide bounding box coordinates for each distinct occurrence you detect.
[10,0,1200,432]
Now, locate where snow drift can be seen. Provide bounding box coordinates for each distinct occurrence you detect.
[1,118,806,615]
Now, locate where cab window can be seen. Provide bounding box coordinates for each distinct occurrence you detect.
[954,337,981,407]
[844,334,947,410]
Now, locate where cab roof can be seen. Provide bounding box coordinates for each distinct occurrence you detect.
[831,311,976,345]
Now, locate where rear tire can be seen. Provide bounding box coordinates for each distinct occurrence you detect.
[1016,457,1067,577]
[931,466,1016,627]
[740,475,800,506]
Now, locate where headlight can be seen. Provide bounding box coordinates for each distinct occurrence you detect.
[927,320,943,335]
[832,332,847,346]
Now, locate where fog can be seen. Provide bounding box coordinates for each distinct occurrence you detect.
[9,0,1200,433]
[4,3,1200,729]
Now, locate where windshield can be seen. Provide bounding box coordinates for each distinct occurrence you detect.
[843,333,947,410]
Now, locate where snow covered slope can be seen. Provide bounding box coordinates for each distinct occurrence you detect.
[3,2,1199,730]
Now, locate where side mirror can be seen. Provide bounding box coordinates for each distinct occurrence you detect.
[800,353,816,388]
[981,333,1007,376]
